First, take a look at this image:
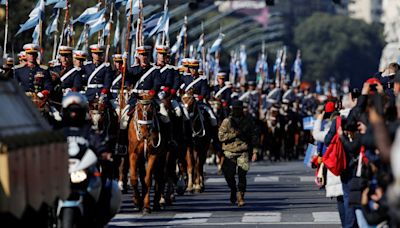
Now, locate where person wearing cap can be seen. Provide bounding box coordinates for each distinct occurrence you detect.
[127,45,158,110]
[73,50,87,69]
[218,100,259,207]
[17,51,27,65]
[181,58,222,151]
[110,54,130,100]
[14,43,53,95]
[83,44,112,101]
[49,46,83,102]
[213,72,233,108]
[153,45,181,147]
[1,55,14,79]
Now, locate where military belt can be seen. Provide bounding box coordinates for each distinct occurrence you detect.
[87,84,103,88]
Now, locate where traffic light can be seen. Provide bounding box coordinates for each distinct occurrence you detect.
[265,0,274,6]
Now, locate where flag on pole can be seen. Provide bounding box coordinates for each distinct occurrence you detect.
[88,14,107,37]
[54,0,66,9]
[32,23,40,44]
[16,0,45,36]
[45,9,60,36]
[170,21,186,54]
[293,50,302,81]
[239,45,248,76]
[209,33,225,54]
[113,11,121,47]
[46,0,59,5]
[73,4,102,24]
[125,0,139,16]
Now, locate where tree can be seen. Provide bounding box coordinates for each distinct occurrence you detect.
[294,13,385,87]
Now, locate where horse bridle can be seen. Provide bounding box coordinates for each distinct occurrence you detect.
[133,99,161,148]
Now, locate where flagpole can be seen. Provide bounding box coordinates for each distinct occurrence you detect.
[119,0,135,119]
[97,0,103,45]
[161,0,168,46]
[3,0,8,60]
[39,13,43,64]
[183,15,187,58]
[105,2,114,63]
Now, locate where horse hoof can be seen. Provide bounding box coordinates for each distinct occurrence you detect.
[143,208,151,214]
[194,188,201,193]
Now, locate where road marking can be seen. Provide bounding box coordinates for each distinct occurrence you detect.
[299,176,315,182]
[312,211,341,222]
[168,212,212,224]
[205,177,226,183]
[254,176,279,182]
[242,212,281,223]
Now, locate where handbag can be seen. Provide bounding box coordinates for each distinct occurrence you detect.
[322,117,346,176]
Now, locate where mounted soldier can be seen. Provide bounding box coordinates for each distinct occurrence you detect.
[49,46,83,105]
[127,45,158,110]
[212,72,232,122]
[83,44,113,102]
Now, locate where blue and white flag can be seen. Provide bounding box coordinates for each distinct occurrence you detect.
[239,45,248,76]
[73,4,102,24]
[45,0,59,5]
[113,11,121,47]
[209,33,225,54]
[103,20,112,37]
[293,50,302,81]
[54,0,66,9]
[125,0,139,16]
[88,14,107,37]
[170,21,186,55]
[45,9,60,36]
[16,0,45,36]
[32,23,40,44]
[273,49,281,74]
[76,26,88,49]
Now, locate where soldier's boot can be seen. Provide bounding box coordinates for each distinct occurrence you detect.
[237,192,245,207]
[165,122,178,149]
[230,190,237,205]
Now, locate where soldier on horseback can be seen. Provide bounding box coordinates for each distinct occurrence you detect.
[49,46,83,104]
[83,44,113,102]
[181,58,222,153]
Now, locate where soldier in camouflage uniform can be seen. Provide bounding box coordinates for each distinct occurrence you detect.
[218,100,259,207]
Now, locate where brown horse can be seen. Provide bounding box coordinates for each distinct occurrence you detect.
[180,91,212,193]
[128,93,162,213]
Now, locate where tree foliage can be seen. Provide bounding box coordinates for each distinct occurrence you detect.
[294,13,385,86]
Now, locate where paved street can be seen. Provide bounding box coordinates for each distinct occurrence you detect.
[108,161,340,227]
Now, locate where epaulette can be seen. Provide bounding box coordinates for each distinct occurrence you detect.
[40,65,48,70]
[84,61,92,66]
[13,64,25,70]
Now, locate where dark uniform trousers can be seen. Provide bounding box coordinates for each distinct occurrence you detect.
[222,155,247,193]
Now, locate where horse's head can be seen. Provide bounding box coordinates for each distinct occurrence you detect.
[89,96,106,131]
[209,100,221,114]
[181,90,195,109]
[133,96,157,139]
